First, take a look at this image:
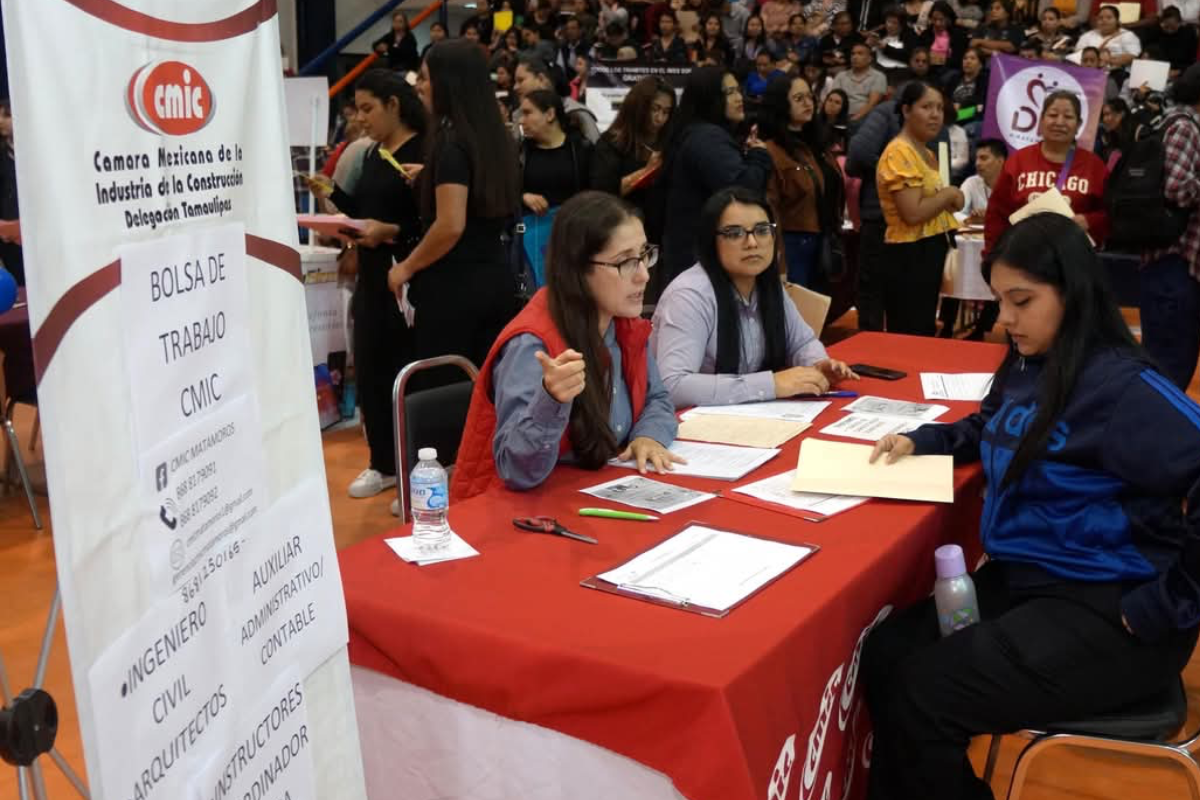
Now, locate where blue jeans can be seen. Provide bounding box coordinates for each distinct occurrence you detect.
[783,231,822,289]
[1139,253,1200,390]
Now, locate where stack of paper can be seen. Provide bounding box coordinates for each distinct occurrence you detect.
[733,471,869,517]
[681,400,832,424]
[581,475,715,514]
[608,440,779,481]
[819,395,948,442]
[920,373,993,401]
[791,438,954,503]
[677,414,809,448]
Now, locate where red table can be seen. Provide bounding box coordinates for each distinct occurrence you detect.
[340,332,1007,800]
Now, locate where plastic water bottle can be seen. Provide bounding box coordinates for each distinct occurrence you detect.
[933,544,980,637]
[410,447,450,552]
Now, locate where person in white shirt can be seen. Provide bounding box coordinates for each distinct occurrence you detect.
[961,137,1007,221]
[1074,5,1142,68]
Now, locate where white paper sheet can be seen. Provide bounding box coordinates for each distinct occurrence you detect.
[820,413,925,441]
[385,532,480,566]
[581,475,716,514]
[791,439,955,503]
[919,372,994,401]
[680,400,832,424]
[596,524,814,612]
[1130,58,1170,92]
[843,395,949,421]
[733,471,869,517]
[608,440,780,481]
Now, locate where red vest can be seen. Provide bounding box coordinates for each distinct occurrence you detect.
[451,289,652,501]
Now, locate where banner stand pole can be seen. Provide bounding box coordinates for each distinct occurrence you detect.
[309,94,320,232]
[0,586,91,800]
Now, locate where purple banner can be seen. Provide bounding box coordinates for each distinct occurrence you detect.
[981,54,1107,152]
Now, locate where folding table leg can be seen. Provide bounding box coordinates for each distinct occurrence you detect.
[3,417,42,529]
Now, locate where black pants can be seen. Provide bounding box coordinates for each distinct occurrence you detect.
[857,219,887,332]
[353,261,414,477]
[861,561,1198,800]
[882,234,948,336]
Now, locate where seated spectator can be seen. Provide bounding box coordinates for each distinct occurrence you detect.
[648,11,692,62]
[1074,5,1142,68]
[962,137,1008,220]
[806,0,848,36]
[1097,97,1143,166]
[1018,39,1042,57]
[773,13,822,61]
[493,27,522,59]
[804,57,836,101]
[528,0,560,41]
[971,0,1025,59]
[1079,43,1102,67]
[521,25,560,63]
[904,45,935,82]
[453,192,680,496]
[819,10,865,71]
[651,187,856,407]
[950,0,986,29]
[1148,5,1200,78]
[570,55,591,101]
[918,1,972,75]
[740,14,772,61]
[832,42,888,122]
[747,50,789,96]
[692,13,737,63]
[513,56,602,142]
[1036,0,1093,31]
[596,20,640,60]
[420,22,448,62]
[763,0,806,37]
[821,87,852,148]
[374,11,420,73]
[719,0,753,52]
[1024,6,1075,60]
[948,46,987,113]
[558,16,594,75]
[869,6,921,78]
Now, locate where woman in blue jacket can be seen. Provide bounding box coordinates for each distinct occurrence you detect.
[863,212,1200,800]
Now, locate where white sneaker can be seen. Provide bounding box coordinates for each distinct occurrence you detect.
[390,498,401,517]
[348,468,396,499]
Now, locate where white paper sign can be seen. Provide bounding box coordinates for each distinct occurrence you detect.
[137,392,267,598]
[229,477,349,682]
[121,223,252,450]
[191,669,316,800]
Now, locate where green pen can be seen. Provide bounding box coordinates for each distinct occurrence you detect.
[578,508,660,522]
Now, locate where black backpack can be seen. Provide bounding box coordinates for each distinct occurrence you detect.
[1106,112,1200,253]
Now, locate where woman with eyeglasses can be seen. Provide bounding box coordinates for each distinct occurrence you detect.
[761,74,844,289]
[451,192,681,497]
[651,187,856,408]
[658,65,773,294]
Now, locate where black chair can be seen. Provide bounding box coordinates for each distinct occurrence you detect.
[391,355,479,522]
[982,676,1199,799]
[1,349,41,529]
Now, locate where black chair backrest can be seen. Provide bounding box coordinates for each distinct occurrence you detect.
[401,379,474,475]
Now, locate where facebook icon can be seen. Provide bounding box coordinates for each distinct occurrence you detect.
[155,462,168,492]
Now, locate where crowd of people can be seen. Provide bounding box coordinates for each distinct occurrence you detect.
[314,0,1200,508]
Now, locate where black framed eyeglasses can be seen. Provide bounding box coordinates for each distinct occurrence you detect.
[591,245,659,278]
[716,222,776,242]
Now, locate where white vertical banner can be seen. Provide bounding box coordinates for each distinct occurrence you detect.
[1,2,365,799]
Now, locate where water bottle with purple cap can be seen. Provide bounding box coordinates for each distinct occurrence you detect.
[933,544,980,637]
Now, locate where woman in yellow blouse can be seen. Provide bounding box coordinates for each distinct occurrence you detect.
[876,80,963,336]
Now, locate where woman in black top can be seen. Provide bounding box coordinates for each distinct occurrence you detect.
[590,76,675,217]
[388,41,522,378]
[374,11,420,73]
[647,11,691,63]
[0,100,21,286]
[692,14,735,65]
[520,90,592,214]
[311,70,426,499]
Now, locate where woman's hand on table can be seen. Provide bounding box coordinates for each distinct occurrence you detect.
[618,437,686,475]
[774,366,830,397]
[870,434,916,464]
[816,358,859,382]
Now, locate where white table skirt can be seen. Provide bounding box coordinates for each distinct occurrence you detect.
[944,235,993,301]
[352,665,690,800]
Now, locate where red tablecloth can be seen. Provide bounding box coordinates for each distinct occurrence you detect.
[340,332,1007,800]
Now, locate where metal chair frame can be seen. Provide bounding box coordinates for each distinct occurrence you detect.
[0,349,42,529]
[982,685,1200,800]
[391,355,479,523]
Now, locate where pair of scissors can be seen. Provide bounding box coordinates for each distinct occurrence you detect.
[513,516,598,545]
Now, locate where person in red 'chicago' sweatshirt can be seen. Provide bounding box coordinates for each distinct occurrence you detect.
[985,90,1110,253]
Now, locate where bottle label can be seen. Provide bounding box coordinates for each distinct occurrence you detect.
[939,606,980,632]
[411,479,447,512]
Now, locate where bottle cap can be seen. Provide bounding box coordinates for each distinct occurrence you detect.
[934,544,967,579]
[418,447,437,461]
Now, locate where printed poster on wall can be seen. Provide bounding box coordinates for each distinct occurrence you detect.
[1,1,366,798]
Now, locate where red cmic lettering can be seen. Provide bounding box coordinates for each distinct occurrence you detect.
[154,69,205,120]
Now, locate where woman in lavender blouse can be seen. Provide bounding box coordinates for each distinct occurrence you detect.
[650,187,857,408]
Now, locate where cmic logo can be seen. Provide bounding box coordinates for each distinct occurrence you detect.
[126,60,215,136]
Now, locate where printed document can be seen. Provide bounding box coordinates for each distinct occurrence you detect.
[819,413,924,442]
[843,396,948,421]
[680,400,832,424]
[581,475,716,514]
[920,372,993,401]
[609,440,779,481]
[734,471,869,517]
[596,524,814,612]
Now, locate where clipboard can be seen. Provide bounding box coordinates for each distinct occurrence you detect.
[580,521,819,618]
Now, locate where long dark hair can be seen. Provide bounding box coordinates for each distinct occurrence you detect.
[545,192,644,468]
[760,74,832,155]
[355,69,428,137]
[983,214,1142,488]
[423,40,519,218]
[663,65,731,158]
[695,188,789,374]
[523,88,568,136]
[603,76,674,159]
